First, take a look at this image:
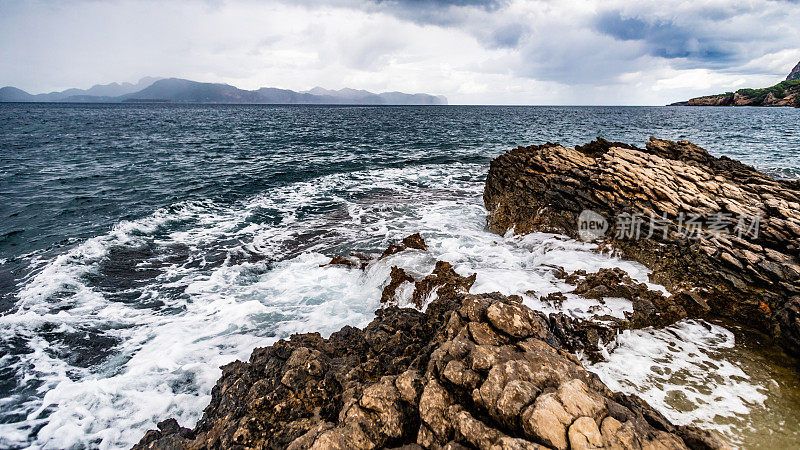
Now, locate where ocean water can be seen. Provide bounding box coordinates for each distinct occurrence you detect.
[0,103,799,449]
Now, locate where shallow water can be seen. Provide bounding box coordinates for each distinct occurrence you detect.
[1,104,799,448]
[588,321,800,447]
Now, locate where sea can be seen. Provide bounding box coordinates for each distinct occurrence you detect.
[1,103,799,449]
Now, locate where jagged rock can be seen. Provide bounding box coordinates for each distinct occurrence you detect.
[543,267,708,356]
[410,261,476,308]
[571,267,704,329]
[382,233,429,258]
[135,419,193,450]
[788,60,800,81]
[134,262,727,449]
[678,61,800,107]
[321,255,359,268]
[547,313,617,357]
[323,233,429,270]
[321,253,371,269]
[382,266,416,304]
[775,297,800,353]
[484,137,800,354]
[541,292,566,309]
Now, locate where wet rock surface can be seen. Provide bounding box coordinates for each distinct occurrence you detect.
[410,261,476,309]
[382,266,416,304]
[325,234,429,273]
[571,267,704,329]
[484,137,800,354]
[321,253,371,270]
[134,262,728,450]
[382,233,429,258]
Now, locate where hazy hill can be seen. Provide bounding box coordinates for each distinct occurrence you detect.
[306,86,447,105]
[0,77,162,103]
[0,77,447,105]
[0,86,34,102]
[119,78,263,103]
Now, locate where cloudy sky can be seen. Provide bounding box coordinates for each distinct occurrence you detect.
[1,0,799,105]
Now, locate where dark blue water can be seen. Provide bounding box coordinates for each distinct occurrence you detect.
[3,105,798,270]
[0,103,798,448]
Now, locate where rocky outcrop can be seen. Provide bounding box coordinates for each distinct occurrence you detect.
[381,233,429,258]
[324,234,429,271]
[409,261,476,309]
[134,143,777,449]
[380,260,476,309]
[787,61,800,81]
[382,266,416,304]
[134,261,727,449]
[675,60,800,107]
[321,253,371,269]
[570,268,704,329]
[484,137,800,354]
[681,90,798,107]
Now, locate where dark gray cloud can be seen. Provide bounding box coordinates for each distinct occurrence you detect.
[485,21,526,48]
[590,5,796,75]
[364,0,505,26]
[357,0,797,82]
[594,12,737,66]
[373,0,501,6]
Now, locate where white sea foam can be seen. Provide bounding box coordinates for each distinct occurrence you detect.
[587,320,769,441]
[0,162,770,449]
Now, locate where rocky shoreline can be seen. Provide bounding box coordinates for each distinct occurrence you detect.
[484,137,800,355]
[671,60,800,107]
[134,137,800,449]
[672,89,800,107]
[134,246,729,449]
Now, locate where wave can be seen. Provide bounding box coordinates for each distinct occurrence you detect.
[0,161,777,448]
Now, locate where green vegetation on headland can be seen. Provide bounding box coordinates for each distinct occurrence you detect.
[672,59,800,107]
[731,78,800,104]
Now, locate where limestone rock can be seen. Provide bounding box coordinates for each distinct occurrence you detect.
[787,60,800,81]
[382,266,415,304]
[135,266,723,449]
[484,137,800,354]
[382,233,429,258]
[411,260,476,308]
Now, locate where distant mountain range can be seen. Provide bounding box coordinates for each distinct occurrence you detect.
[672,59,800,107]
[0,77,447,105]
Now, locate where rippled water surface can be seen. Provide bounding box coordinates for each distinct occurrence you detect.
[1,104,799,449]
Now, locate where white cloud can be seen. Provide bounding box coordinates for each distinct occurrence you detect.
[0,0,798,104]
